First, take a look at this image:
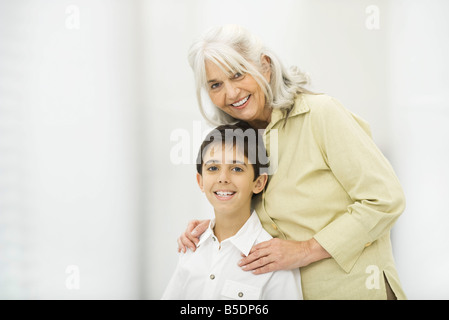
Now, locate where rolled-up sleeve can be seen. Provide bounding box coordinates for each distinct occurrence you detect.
[311,97,406,273]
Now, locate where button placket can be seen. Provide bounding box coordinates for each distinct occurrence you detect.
[203,237,225,297]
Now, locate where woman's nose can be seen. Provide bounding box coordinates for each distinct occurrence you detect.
[225,82,240,101]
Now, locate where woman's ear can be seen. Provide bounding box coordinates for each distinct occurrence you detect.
[260,55,272,82]
[252,173,268,195]
[196,173,204,192]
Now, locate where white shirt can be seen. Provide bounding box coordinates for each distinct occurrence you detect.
[162,211,303,300]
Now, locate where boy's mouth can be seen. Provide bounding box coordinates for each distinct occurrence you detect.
[213,190,236,200]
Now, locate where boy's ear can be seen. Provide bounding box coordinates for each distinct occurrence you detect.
[196,173,204,192]
[252,173,268,195]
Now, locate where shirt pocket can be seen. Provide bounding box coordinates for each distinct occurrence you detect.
[221,280,262,300]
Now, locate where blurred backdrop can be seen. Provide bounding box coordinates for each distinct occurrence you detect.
[0,0,448,299]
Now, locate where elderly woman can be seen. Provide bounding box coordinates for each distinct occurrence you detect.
[178,25,406,300]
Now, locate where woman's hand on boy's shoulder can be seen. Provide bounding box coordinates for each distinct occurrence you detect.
[177,219,210,253]
[238,238,331,274]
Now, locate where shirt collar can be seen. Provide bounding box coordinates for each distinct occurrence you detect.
[267,94,310,131]
[196,211,263,257]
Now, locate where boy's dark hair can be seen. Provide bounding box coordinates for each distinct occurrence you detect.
[196,121,269,181]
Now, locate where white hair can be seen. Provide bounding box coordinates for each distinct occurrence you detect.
[188,24,313,126]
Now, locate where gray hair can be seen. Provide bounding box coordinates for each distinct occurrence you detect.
[188,24,312,126]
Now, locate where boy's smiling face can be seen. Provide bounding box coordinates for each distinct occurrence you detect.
[197,142,267,216]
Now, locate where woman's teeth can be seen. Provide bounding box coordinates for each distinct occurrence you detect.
[231,95,250,107]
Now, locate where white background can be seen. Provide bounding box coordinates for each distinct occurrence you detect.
[0,0,448,299]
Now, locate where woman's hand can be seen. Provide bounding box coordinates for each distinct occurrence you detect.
[238,238,331,274]
[177,219,210,253]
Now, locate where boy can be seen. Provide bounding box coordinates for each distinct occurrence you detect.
[162,122,302,300]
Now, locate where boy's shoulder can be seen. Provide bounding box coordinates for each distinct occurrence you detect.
[254,226,273,245]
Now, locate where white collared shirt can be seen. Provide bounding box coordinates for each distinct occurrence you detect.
[162,211,303,300]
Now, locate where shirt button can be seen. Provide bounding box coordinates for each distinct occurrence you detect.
[210,274,215,280]
[271,223,278,230]
[365,242,372,247]
[238,292,243,298]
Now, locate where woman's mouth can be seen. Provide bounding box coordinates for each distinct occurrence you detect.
[213,191,236,200]
[230,95,250,109]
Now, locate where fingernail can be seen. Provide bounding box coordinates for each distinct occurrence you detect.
[192,229,197,236]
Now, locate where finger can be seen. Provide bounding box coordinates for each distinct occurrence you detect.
[178,236,191,253]
[192,219,210,236]
[177,237,186,253]
[239,248,271,269]
[251,262,278,275]
[184,227,201,245]
[241,254,275,272]
[180,233,197,252]
[185,231,200,246]
[239,246,271,265]
[186,220,201,234]
[247,240,272,255]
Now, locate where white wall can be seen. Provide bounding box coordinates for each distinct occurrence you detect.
[387,0,449,299]
[1,0,448,300]
[0,0,143,299]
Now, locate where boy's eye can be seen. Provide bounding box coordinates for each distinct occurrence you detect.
[207,166,218,171]
[232,166,244,172]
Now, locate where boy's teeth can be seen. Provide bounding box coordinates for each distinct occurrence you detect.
[215,191,235,196]
[231,95,249,107]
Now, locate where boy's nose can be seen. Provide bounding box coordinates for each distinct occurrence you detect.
[218,171,230,183]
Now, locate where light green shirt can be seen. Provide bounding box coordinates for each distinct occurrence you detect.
[254,93,406,299]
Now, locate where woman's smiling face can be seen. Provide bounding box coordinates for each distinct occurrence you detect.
[205,58,272,128]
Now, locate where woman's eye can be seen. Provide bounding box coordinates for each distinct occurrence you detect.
[210,83,220,89]
[232,166,244,172]
[207,166,218,171]
[233,72,243,79]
